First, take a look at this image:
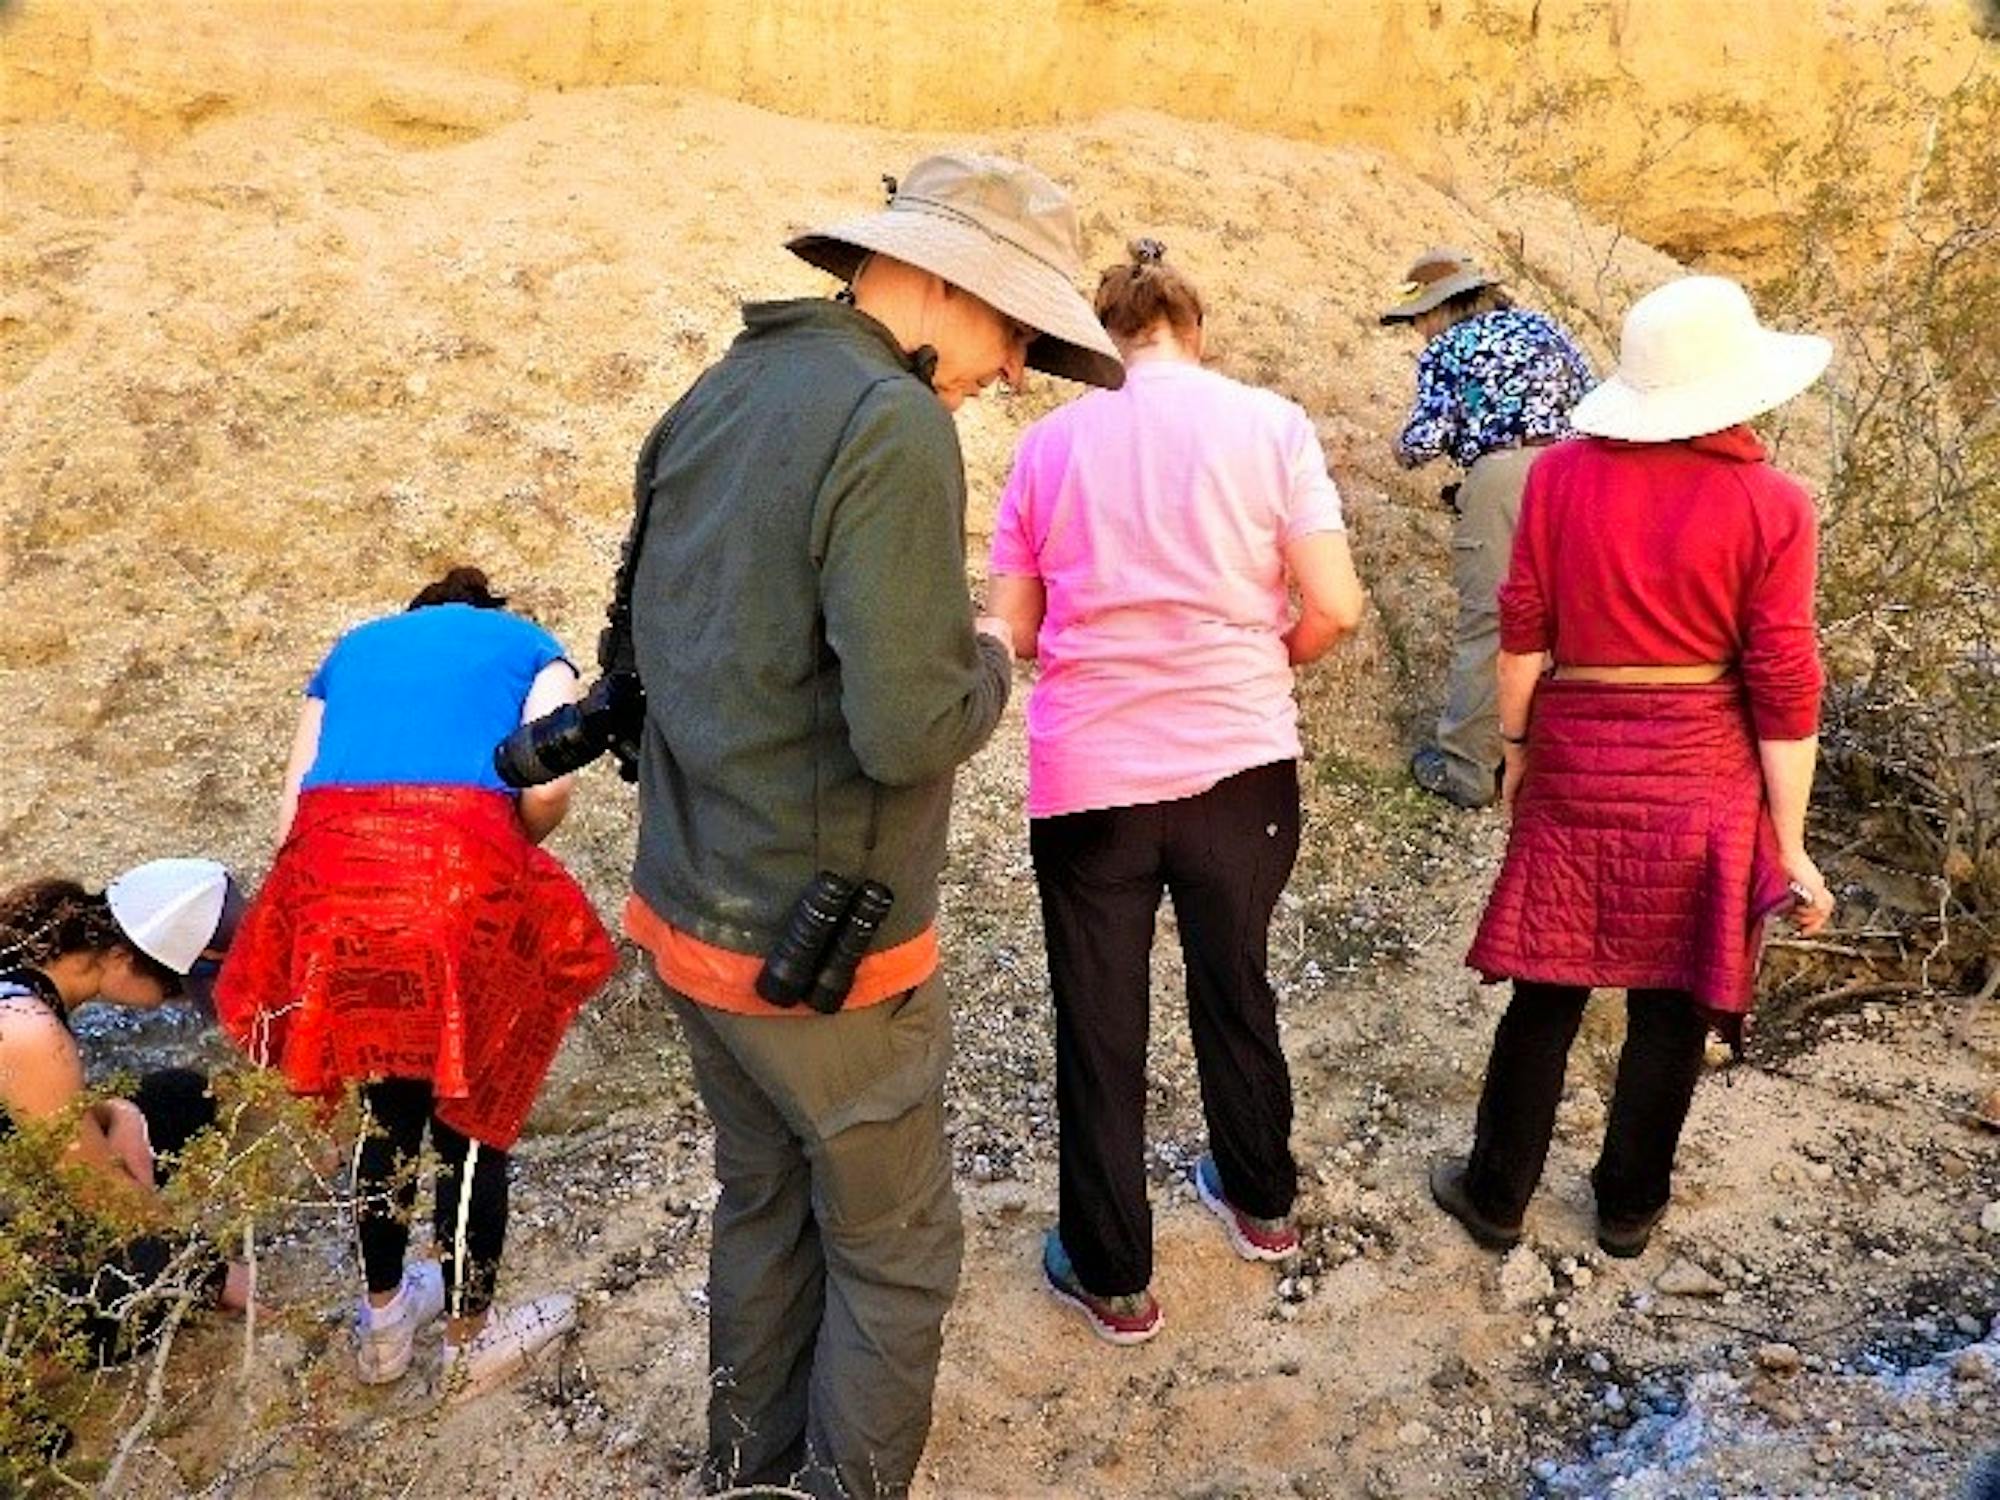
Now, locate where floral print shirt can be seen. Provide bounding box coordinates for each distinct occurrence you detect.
[1395,308,1594,470]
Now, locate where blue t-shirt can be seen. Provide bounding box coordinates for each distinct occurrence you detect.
[300,604,572,793]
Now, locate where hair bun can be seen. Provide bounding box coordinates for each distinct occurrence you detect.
[1129,237,1167,267]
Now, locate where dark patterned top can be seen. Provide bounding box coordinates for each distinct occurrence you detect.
[1395,308,1594,470]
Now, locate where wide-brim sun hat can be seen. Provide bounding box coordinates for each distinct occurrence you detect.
[1379,246,1499,324]
[105,857,233,974]
[1570,275,1832,442]
[787,152,1125,391]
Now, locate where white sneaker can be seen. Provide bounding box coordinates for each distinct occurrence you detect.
[355,1260,447,1385]
[438,1293,577,1404]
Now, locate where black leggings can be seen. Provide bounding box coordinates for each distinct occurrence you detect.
[355,1079,509,1318]
[1465,982,1710,1225]
[80,1068,224,1363]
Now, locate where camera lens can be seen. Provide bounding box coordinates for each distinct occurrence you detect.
[493,703,599,787]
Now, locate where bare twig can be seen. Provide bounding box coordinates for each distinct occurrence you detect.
[98,1289,194,1497]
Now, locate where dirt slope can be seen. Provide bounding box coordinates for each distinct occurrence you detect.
[3,17,1998,1500]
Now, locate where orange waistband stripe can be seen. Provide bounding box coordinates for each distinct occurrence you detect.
[622,892,937,1017]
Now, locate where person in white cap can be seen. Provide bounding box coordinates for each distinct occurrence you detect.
[0,861,251,1362]
[618,154,1121,1499]
[1433,275,1837,1260]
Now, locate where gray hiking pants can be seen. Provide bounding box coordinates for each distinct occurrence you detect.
[668,976,962,1500]
[1434,445,1539,804]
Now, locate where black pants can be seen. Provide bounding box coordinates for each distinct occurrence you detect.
[1032,760,1301,1297]
[1464,982,1709,1225]
[355,1079,509,1317]
[80,1068,222,1363]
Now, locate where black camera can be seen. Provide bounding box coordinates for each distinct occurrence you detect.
[494,670,646,787]
[757,872,897,1014]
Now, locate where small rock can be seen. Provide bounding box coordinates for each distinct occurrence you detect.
[605,1428,644,1458]
[1585,1351,1612,1376]
[1756,1342,1803,1376]
[1499,1246,1555,1310]
[1955,1350,1994,1383]
[1957,1313,1985,1337]
[1806,1161,1835,1184]
[1976,1086,2000,1131]
[1980,1201,2000,1236]
[1395,1420,1433,1447]
[1656,1258,1727,1298]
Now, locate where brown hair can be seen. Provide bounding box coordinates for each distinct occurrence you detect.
[0,879,123,969]
[1094,238,1205,346]
[1432,284,1515,328]
[408,565,507,612]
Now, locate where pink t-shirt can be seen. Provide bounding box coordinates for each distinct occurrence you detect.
[990,359,1346,818]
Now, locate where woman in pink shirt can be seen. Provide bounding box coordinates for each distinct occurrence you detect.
[1431,277,1838,1261]
[988,241,1365,1344]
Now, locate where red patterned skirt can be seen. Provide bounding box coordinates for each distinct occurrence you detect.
[215,786,617,1149]
[1466,680,1794,1035]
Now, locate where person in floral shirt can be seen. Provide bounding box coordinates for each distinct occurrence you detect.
[1383,248,1593,808]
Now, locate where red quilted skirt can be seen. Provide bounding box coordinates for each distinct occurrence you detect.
[215,786,617,1149]
[1466,680,1794,1034]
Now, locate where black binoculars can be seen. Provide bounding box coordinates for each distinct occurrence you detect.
[756,872,896,1014]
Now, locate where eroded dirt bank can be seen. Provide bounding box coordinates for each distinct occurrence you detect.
[3,8,1999,1498]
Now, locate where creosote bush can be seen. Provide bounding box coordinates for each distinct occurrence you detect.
[0,1069,326,1493]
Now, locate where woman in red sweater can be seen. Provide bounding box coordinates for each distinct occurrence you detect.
[1431,276,1837,1258]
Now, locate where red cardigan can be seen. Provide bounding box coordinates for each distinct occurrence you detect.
[1498,427,1823,740]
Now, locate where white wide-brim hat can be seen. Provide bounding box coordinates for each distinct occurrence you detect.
[106,857,233,973]
[788,153,1125,391]
[1571,275,1831,443]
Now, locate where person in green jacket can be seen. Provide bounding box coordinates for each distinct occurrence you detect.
[622,155,1123,1499]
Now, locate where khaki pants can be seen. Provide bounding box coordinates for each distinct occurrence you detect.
[667,976,961,1500]
[1435,445,1538,803]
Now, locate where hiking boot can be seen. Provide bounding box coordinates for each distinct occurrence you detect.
[1194,1155,1299,1262]
[439,1293,578,1403]
[1041,1231,1161,1346]
[355,1259,447,1385]
[1410,746,1498,810]
[1428,1157,1523,1251]
[1596,1203,1669,1259]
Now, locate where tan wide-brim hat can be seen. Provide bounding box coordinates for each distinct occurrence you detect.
[1571,275,1831,442]
[788,153,1125,391]
[1379,246,1499,324]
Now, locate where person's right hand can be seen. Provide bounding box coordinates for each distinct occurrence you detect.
[1780,850,1835,934]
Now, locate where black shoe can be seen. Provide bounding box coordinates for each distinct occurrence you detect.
[1596,1204,1668,1259]
[1428,1157,1523,1251]
[1410,747,1496,810]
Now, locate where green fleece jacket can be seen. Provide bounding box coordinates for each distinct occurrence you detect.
[629,299,1012,958]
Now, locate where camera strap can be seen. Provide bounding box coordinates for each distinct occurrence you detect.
[599,401,682,677]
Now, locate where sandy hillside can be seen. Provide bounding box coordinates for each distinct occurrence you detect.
[3,7,1999,1500]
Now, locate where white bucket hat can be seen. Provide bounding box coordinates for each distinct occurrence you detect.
[105,858,233,973]
[787,153,1125,391]
[1570,276,1831,442]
